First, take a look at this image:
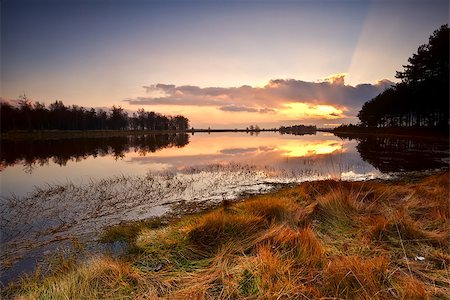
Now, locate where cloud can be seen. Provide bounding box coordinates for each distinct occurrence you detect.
[219,105,258,112]
[220,147,258,155]
[125,97,227,107]
[320,73,347,85]
[259,108,277,114]
[125,74,394,114]
[218,105,276,113]
[262,77,394,108]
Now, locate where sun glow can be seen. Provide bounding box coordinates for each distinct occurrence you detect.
[321,73,348,85]
[280,102,344,119]
[254,80,270,88]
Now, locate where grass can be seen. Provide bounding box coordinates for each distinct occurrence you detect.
[101,219,167,244]
[3,171,449,299]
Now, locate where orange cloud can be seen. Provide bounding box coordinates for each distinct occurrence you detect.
[124,75,394,119]
[320,73,348,85]
[279,102,345,119]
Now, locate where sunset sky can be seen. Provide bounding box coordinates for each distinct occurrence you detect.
[1,0,447,128]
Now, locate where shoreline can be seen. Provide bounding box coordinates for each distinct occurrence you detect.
[2,127,448,141]
[1,129,279,140]
[2,170,448,298]
[319,127,449,141]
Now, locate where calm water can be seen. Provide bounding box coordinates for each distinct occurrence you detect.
[2,131,448,198]
[0,131,449,285]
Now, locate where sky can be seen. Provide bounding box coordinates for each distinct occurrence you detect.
[1,0,448,128]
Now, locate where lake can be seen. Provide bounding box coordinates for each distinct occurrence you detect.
[0,131,448,284]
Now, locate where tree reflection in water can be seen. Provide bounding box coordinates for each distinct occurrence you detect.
[0,134,190,172]
[1,132,448,174]
[334,133,449,172]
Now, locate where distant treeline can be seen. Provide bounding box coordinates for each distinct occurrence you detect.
[358,24,448,129]
[0,98,190,132]
[279,125,316,134]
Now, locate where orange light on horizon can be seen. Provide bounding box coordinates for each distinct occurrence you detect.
[280,102,344,119]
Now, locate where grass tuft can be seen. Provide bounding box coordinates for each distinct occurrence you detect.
[324,256,390,299]
[187,210,267,252]
[393,275,429,299]
[6,256,157,299]
[100,219,165,243]
[237,195,299,223]
[369,211,446,246]
[257,225,324,265]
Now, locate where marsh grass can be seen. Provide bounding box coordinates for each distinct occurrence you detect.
[3,171,449,299]
[101,219,166,244]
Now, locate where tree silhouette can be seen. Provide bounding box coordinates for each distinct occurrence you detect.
[279,124,316,134]
[108,106,128,130]
[358,24,449,129]
[0,99,190,132]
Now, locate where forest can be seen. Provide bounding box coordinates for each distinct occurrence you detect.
[357,24,448,129]
[0,98,190,132]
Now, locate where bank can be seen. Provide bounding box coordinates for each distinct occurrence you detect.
[2,171,449,299]
[319,126,450,142]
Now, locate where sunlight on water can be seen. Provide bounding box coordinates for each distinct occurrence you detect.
[277,140,343,157]
[0,132,358,197]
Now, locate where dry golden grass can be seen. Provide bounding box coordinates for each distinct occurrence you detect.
[4,171,449,299]
[186,210,267,252]
[368,210,446,246]
[324,255,390,299]
[7,256,159,300]
[237,195,299,223]
[393,275,429,299]
[256,225,324,266]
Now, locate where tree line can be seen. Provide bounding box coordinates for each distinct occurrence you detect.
[0,97,190,132]
[279,124,316,134]
[358,24,449,129]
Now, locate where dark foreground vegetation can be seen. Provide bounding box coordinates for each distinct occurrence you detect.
[343,24,449,132]
[0,98,189,132]
[3,171,448,299]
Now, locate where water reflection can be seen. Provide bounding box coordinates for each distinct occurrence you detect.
[278,140,342,157]
[1,132,448,175]
[334,133,449,172]
[1,132,448,198]
[0,134,190,172]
